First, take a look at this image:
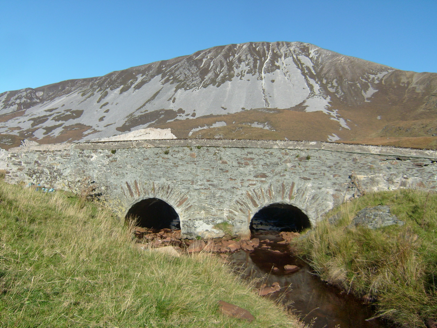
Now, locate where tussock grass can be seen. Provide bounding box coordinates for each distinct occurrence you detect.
[295,189,437,327]
[0,180,303,327]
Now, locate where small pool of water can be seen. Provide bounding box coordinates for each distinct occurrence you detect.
[228,232,392,328]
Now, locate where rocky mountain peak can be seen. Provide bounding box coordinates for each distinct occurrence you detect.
[0,42,436,149]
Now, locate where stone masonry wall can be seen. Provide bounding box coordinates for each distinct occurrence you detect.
[6,140,437,238]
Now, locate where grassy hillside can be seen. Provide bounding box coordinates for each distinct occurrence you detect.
[295,190,437,327]
[0,179,303,328]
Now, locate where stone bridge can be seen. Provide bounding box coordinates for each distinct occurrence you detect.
[5,139,437,238]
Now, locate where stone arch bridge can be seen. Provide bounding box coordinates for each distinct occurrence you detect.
[5,139,437,238]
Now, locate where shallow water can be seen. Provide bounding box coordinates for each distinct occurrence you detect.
[228,232,391,328]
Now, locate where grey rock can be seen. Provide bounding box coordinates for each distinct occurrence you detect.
[349,206,404,230]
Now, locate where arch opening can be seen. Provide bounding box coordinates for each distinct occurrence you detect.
[125,198,180,230]
[250,203,311,233]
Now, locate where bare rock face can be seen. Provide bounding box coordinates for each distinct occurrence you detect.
[218,300,255,322]
[349,206,404,230]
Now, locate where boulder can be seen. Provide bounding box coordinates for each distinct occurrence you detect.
[218,240,241,252]
[240,240,255,251]
[284,264,300,273]
[134,227,148,234]
[151,246,181,257]
[279,231,300,243]
[349,206,404,230]
[251,238,260,247]
[259,282,281,296]
[203,240,219,252]
[187,240,206,253]
[226,241,241,252]
[218,300,254,322]
[240,238,261,251]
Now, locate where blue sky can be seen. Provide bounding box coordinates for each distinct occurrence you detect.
[1,0,436,93]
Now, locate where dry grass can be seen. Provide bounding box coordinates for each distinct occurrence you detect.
[295,190,437,327]
[0,180,303,327]
[157,108,341,141]
[344,136,437,150]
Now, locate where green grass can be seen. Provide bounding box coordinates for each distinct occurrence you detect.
[0,180,303,327]
[295,189,437,327]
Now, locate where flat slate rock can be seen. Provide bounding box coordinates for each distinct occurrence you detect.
[218,300,254,322]
[349,205,404,230]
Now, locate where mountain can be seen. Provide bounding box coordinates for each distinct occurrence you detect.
[1,41,437,149]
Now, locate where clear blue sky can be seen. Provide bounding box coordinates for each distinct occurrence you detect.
[1,0,436,93]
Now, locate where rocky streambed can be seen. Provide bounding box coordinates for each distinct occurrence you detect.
[133,226,263,253]
[133,228,391,328]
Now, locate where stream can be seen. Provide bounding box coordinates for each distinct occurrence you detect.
[228,232,392,328]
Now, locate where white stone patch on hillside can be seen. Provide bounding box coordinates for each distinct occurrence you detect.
[362,85,378,102]
[302,96,331,114]
[329,109,350,130]
[0,91,29,115]
[297,55,316,75]
[370,70,392,83]
[244,122,275,131]
[302,96,350,131]
[360,70,392,102]
[327,134,340,142]
[326,79,345,99]
[92,128,176,142]
[337,117,350,130]
[259,56,310,109]
[188,122,227,136]
[0,93,8,113]
[0,148,7,170]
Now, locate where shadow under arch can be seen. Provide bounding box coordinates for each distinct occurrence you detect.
[125,198,180,230]
[250,203,311,233]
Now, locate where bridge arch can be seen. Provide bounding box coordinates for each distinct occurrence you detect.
[229,183,319,237]
[250,202,311,233]
[125,197,181,230]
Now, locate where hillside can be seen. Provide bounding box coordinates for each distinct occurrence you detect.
[0,178,303,327]
[1,41,436,149]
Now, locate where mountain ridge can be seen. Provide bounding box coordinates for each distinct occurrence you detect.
[0,41,436,149]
